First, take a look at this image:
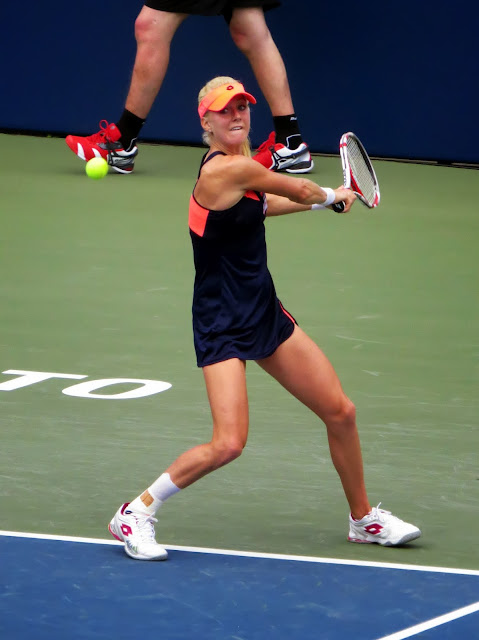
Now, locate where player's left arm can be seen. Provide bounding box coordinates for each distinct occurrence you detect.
[264,193,311,216]
[233,156,355,213]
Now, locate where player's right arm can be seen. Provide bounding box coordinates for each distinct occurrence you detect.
[265,188,355,217]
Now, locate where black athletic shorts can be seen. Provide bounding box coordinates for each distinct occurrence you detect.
[143,0,280,18]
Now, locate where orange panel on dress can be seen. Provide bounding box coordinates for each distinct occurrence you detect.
[189,195,209,237]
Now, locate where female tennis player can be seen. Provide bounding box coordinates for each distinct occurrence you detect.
[109,77,421,560]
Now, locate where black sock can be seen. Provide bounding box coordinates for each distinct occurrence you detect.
[273,114,303,149]
[116,109,146,150]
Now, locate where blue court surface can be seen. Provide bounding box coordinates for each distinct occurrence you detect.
[1,532,478,640]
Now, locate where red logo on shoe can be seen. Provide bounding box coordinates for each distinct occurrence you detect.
[364,524,383,535]
[121,524,133,536]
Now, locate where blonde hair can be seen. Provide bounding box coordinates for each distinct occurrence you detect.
[198,76,252,157]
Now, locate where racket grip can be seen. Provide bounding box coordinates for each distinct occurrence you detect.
[332,201,345,213]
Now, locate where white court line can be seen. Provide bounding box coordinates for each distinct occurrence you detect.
[375,600,479,639]
[1,529,479,576]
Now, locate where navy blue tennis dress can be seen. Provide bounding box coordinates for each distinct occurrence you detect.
[189,151,296,367]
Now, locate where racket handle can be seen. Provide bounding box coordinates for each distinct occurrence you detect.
[332,201,345,213]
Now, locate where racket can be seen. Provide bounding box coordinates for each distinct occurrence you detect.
[331,132,380,213]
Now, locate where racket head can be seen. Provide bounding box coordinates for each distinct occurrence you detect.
[339,132,380,208]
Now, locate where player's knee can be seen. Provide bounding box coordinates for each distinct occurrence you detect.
[212,439,245,468]
[326,397,356,431]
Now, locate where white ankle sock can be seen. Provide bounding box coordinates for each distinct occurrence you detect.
[129,473,180,516]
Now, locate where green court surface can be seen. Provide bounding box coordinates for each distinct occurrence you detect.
[1,133,478,571]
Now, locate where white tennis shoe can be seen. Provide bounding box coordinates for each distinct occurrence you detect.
[109,503,168,560]
[348,504,421,546]
[253,132,314,173]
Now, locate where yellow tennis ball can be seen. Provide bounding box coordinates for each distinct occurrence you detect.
[85,157,109,179]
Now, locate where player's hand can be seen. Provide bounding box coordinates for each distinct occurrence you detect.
[329,186,356,213]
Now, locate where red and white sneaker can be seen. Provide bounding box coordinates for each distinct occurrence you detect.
[348,504,421,546]
[65,121,138,174]
[253,131,314,173]
[109,503,168,560]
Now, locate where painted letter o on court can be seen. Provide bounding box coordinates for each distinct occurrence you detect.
[61,378,172,399]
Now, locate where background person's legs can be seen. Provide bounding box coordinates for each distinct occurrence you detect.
[65,8,187,171]
[229,7,294,118]
[229,7,313,173]
[120,8,188,145]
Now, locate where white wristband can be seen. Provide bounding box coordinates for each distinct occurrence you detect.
[321,187,336,207]
[311,188,336,210]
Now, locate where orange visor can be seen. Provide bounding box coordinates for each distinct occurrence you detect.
[198,82,257,118]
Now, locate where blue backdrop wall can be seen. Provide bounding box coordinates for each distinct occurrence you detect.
[0,0,476,163]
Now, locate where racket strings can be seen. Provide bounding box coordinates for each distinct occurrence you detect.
[347,139,377,206]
